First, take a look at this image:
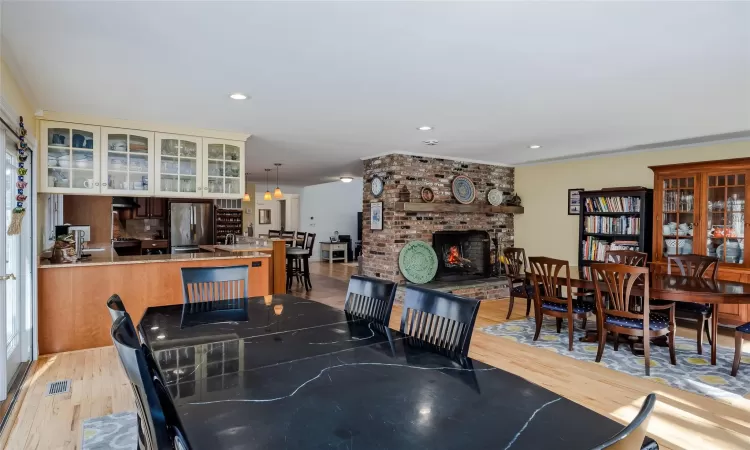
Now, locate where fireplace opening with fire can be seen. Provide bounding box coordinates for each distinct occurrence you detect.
[444,245,476,270]
[432,230,491,281]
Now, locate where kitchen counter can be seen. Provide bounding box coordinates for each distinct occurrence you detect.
[199,244,274,253]
[39,250,270,269]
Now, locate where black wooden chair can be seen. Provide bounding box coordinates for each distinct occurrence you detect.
[111,314,190,450]
[344,275,397,326]
[592,263,676,376]
[731,322,750,377]
[502,247,534,319]
[287,232,316,292]
[590,393,659,449]
[180,265,249,303]
[399,286,480,357]
[280,230,297,246]
[667,255,718,355]
[106,294,127,322]
[529,257,594,351]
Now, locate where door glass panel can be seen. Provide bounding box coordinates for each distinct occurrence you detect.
[180,140,197,157]
[225,179,240,195]
[207,144,223,160]
[207,160,223,177]
[161,139,178,156]
[225,161,240,178]
[71,129,94,149]
[207,177,224,194]
[661,177,694,258]
[707,173,745,264]
[47,127,71,189]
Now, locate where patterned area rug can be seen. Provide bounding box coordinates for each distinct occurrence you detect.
[481,317,750,401]
[82,412,137,450]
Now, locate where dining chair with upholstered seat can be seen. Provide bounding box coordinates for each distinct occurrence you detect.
[111,313,190,450]
[529,257,594,351]
[731,322,750,377]
[106,294,127,322]
[502,247,534,319]
[590,393,659,450]
[344,275,397,326]
[592,263,676,376]
[180,265,249,303]
[399,286,480,357]
[605,250,648,267]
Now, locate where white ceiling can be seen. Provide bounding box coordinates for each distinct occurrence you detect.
[3,2,749,186]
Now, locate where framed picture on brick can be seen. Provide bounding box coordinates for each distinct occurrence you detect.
[370,202,383,230]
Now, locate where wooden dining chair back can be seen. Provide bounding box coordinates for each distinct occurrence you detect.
[590,394,657,450]
[591,263,675,375]
[399,286,480,357]
[502,247,534,319]
[605,250,648,267]
[528,257,593,351]
[111,314,189,450]
[344,275,397,326]
[181,265,249,303]
[106,293,127,323]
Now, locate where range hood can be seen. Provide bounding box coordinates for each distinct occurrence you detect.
[111,197,140,208]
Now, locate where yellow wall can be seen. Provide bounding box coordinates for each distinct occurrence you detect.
[514,141,750,263]
[1,59,35,126]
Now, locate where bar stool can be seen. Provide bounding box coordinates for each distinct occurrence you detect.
[286,233,316,292]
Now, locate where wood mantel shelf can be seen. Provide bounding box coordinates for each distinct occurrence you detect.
[393,202,524,214]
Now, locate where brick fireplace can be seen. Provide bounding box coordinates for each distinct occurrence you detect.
[361,153,515,290]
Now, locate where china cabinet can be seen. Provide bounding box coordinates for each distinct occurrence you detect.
[40,122,101,193]
[651,158,750,325]
[203,139,245,199]
[101,127,155,195]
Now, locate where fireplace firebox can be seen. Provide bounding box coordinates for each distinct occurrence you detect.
[432,230,491,281]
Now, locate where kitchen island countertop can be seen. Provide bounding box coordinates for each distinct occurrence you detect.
[39,249,271,269]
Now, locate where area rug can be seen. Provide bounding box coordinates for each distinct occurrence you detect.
[481,317,750,401]
[82,411,137,450]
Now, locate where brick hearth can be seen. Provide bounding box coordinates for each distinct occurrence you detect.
[361,153,516,289]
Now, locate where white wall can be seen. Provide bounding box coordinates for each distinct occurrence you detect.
[300,178,363,261]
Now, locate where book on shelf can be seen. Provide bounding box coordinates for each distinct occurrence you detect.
[581,237,640,262]
[583,196,641,213]
[584,216,640,234]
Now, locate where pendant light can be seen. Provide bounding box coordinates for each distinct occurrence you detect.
[273,163,283,199]
[263,168,272,201]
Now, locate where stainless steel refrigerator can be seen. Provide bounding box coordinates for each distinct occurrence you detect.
[170,203,213,253]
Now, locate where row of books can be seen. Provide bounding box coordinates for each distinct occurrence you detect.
[581,237,640,262]
[584,196,641,213]
[584,216,640,235]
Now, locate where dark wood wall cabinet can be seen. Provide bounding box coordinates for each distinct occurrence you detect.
[135,198,166,218]
[650,157,750,325]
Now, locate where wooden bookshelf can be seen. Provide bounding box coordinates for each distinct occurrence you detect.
[577,188,654,273]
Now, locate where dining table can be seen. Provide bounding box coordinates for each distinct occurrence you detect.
[524,267,750,365]
[139,295,625,449]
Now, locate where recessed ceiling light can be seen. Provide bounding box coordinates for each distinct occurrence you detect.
[529,144,541,149]
[417,126,433,131]
[340,177,353,183]
[423,140,439,146]
[229,93,247,100]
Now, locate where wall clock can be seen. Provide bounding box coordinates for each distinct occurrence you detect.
[371,176,384,197]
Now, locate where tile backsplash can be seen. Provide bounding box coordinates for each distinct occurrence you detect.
[124,218,165,239]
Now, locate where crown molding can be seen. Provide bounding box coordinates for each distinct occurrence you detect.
[359,151,511,167]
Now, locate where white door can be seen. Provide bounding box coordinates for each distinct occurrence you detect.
[0,130,33,400]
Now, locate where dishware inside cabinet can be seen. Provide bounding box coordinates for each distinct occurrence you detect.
[659,176,696,258]
[706,173,745,265]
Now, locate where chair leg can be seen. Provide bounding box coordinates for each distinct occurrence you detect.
[533,314,542,341]
[581,315,587,330]
[525,295,532,317]
[731,333,743,377]
[595,324,606,363]
[644,336,651,376]
[567,315,574,351]
[303,257,312,291]
[704,317,713,346]
[506,294,515,320]
[668,330,677,366]
[697,317,704,355]
[613,333,620,351]
[556,318,562,333]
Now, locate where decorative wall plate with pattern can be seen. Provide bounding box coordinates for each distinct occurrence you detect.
[420,187,435,203]
[398,241,438,284]
[451,175,476,204]
[487,188,503,206]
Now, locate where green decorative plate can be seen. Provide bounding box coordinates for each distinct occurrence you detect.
[398,241,438,284]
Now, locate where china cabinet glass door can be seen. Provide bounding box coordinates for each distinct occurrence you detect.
[155,134,202,197]
[203,140,244,198]
[101,128,154,195]
[660,176,696,258]
[42,122,100,193]
[705,172,745,265]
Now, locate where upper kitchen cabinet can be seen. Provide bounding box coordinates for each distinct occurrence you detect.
[41,122,101,193]
[101,128,155,196]
[203,139,245,199]
[154,134,203,197]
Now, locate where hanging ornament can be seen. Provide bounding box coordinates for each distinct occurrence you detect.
[8,117,28,235]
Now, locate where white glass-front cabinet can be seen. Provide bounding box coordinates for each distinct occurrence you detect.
[154,134,202,197]
[100,128,155,196]
[41,122,101,193]
[203,139,245,199]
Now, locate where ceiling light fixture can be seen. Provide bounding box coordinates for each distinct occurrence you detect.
[423,140,439,146]
[229,93,247,100]
[340,177,353,183]
[417,126,433,131]
[264,168,272,201]
[243,192,250,201]
[529,144,541,149]
[274,163,283,199]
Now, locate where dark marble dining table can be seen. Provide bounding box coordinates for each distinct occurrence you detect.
[139,295,624,449]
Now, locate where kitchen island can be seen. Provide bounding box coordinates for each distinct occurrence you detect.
[38,240,287,354]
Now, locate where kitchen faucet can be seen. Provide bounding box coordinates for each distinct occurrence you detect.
[225,233,236,245]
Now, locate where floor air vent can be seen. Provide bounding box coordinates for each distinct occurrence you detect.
[45,379,71,396]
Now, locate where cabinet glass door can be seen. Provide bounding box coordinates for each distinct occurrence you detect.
[102,128,154,195]
[43,124,99,192]
[204,141,242,197]
[156,135,201,196]
[660,176,696,258]
[706,173,745,265]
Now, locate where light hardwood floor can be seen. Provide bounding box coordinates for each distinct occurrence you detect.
[2,262,749,449]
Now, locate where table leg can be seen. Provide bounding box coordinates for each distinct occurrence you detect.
[711,310,718,365]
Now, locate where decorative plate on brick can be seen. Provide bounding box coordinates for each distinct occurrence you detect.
[487,188,503,206]
[398,241,438,284]
[420,187,435,203]
[451,175,476,204]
